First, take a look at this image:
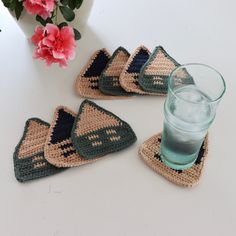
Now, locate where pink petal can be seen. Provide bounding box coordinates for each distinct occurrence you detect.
[52,50,66,59]
[45,24,59,36]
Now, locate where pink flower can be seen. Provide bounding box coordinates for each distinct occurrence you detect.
[23,0,55,19]
[31,24,76,68]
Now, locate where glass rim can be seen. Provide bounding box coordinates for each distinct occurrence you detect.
[168,63,226,105]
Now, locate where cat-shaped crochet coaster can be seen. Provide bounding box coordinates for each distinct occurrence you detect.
[138,46,180,94]
[99,47,132,96]
[13,118,63,182]
[44,106,97,167]
[71,100,137,159]
[119,45,151,95]
[139,133,208,187]
[75,49,123,99]
[120,46,163,96]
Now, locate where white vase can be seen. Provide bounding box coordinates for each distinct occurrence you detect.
[58,0,95,32]
[9,10,38,38]
[9,0,94,38]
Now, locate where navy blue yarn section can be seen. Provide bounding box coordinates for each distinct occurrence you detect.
[60,143,73,150]
[63,149,76,158]
[90,84,99,90]
[60,143,76,157]
[84,51,110,77]
[127,49,149,73]
[154,152,183,173]
[51,109,75,144]
[133,76,139,85]
[195,143,204,165]
[154,138,205,174]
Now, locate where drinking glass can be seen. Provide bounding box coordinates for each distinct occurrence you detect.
[160,63,226,170]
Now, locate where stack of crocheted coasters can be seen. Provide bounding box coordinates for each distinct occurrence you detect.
[75,45,182,99]
[139,133,209,187]
[13,100,137,182]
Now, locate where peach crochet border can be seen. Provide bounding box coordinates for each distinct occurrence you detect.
[139,133,209,187]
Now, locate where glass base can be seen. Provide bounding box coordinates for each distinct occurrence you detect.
[160,154,196,170]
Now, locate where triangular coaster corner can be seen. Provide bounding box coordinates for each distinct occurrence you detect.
[99,46,132,96]
[44,106,95,167]
[138,46,180,93]
[139,133,208,187]
[71,100,137,159]
[13,118,63,182]
[119,45,162,95]
[75,48,117,99]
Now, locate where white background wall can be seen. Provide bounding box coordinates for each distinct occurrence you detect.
[0,0,235,235]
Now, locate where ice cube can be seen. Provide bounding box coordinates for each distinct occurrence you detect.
[172,86,212,123]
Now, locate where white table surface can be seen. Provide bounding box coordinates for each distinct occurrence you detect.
[1,0,236,235]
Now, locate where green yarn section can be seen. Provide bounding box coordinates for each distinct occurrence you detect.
[13,118,64,182]
[138,46,181,93]
[71,100,137,159]
[99,47,133,96]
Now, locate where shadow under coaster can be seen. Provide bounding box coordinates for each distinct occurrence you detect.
[138,46,181,93]
[13,118,64,182]
[75,48,126,99]
[99,46,133,96]
[44,106,97,167]
[139,133,208,187]
[71,100,137,159]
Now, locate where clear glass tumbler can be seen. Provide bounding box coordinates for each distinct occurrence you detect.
[160,63,226,170]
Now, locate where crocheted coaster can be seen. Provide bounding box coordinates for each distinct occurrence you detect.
[75,49,122,99]
[138,46,180,93]
[13,118,63,182]
[44,106,96,167]
[139,133,208,187]
[71,100,137,159]
[99,47,132,96]
[120,46,162,95]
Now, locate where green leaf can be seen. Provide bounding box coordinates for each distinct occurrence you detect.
[14,0,23,20]
[36,15,52,26]
[58,22,68,28]
[3,2,11,9]
[60,0,68,6]
[2,0,11,8]
[73,28,81,40]
[36,15,47,26]
[9,0,17,11]
[2,0,23,19]
[2,0,9,4]
[46,18,53,24]
[59,6,75,22]
[68,0,76,10]
[75,0,83,9]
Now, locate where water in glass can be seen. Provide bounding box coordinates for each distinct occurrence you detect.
[160,85,214,170]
